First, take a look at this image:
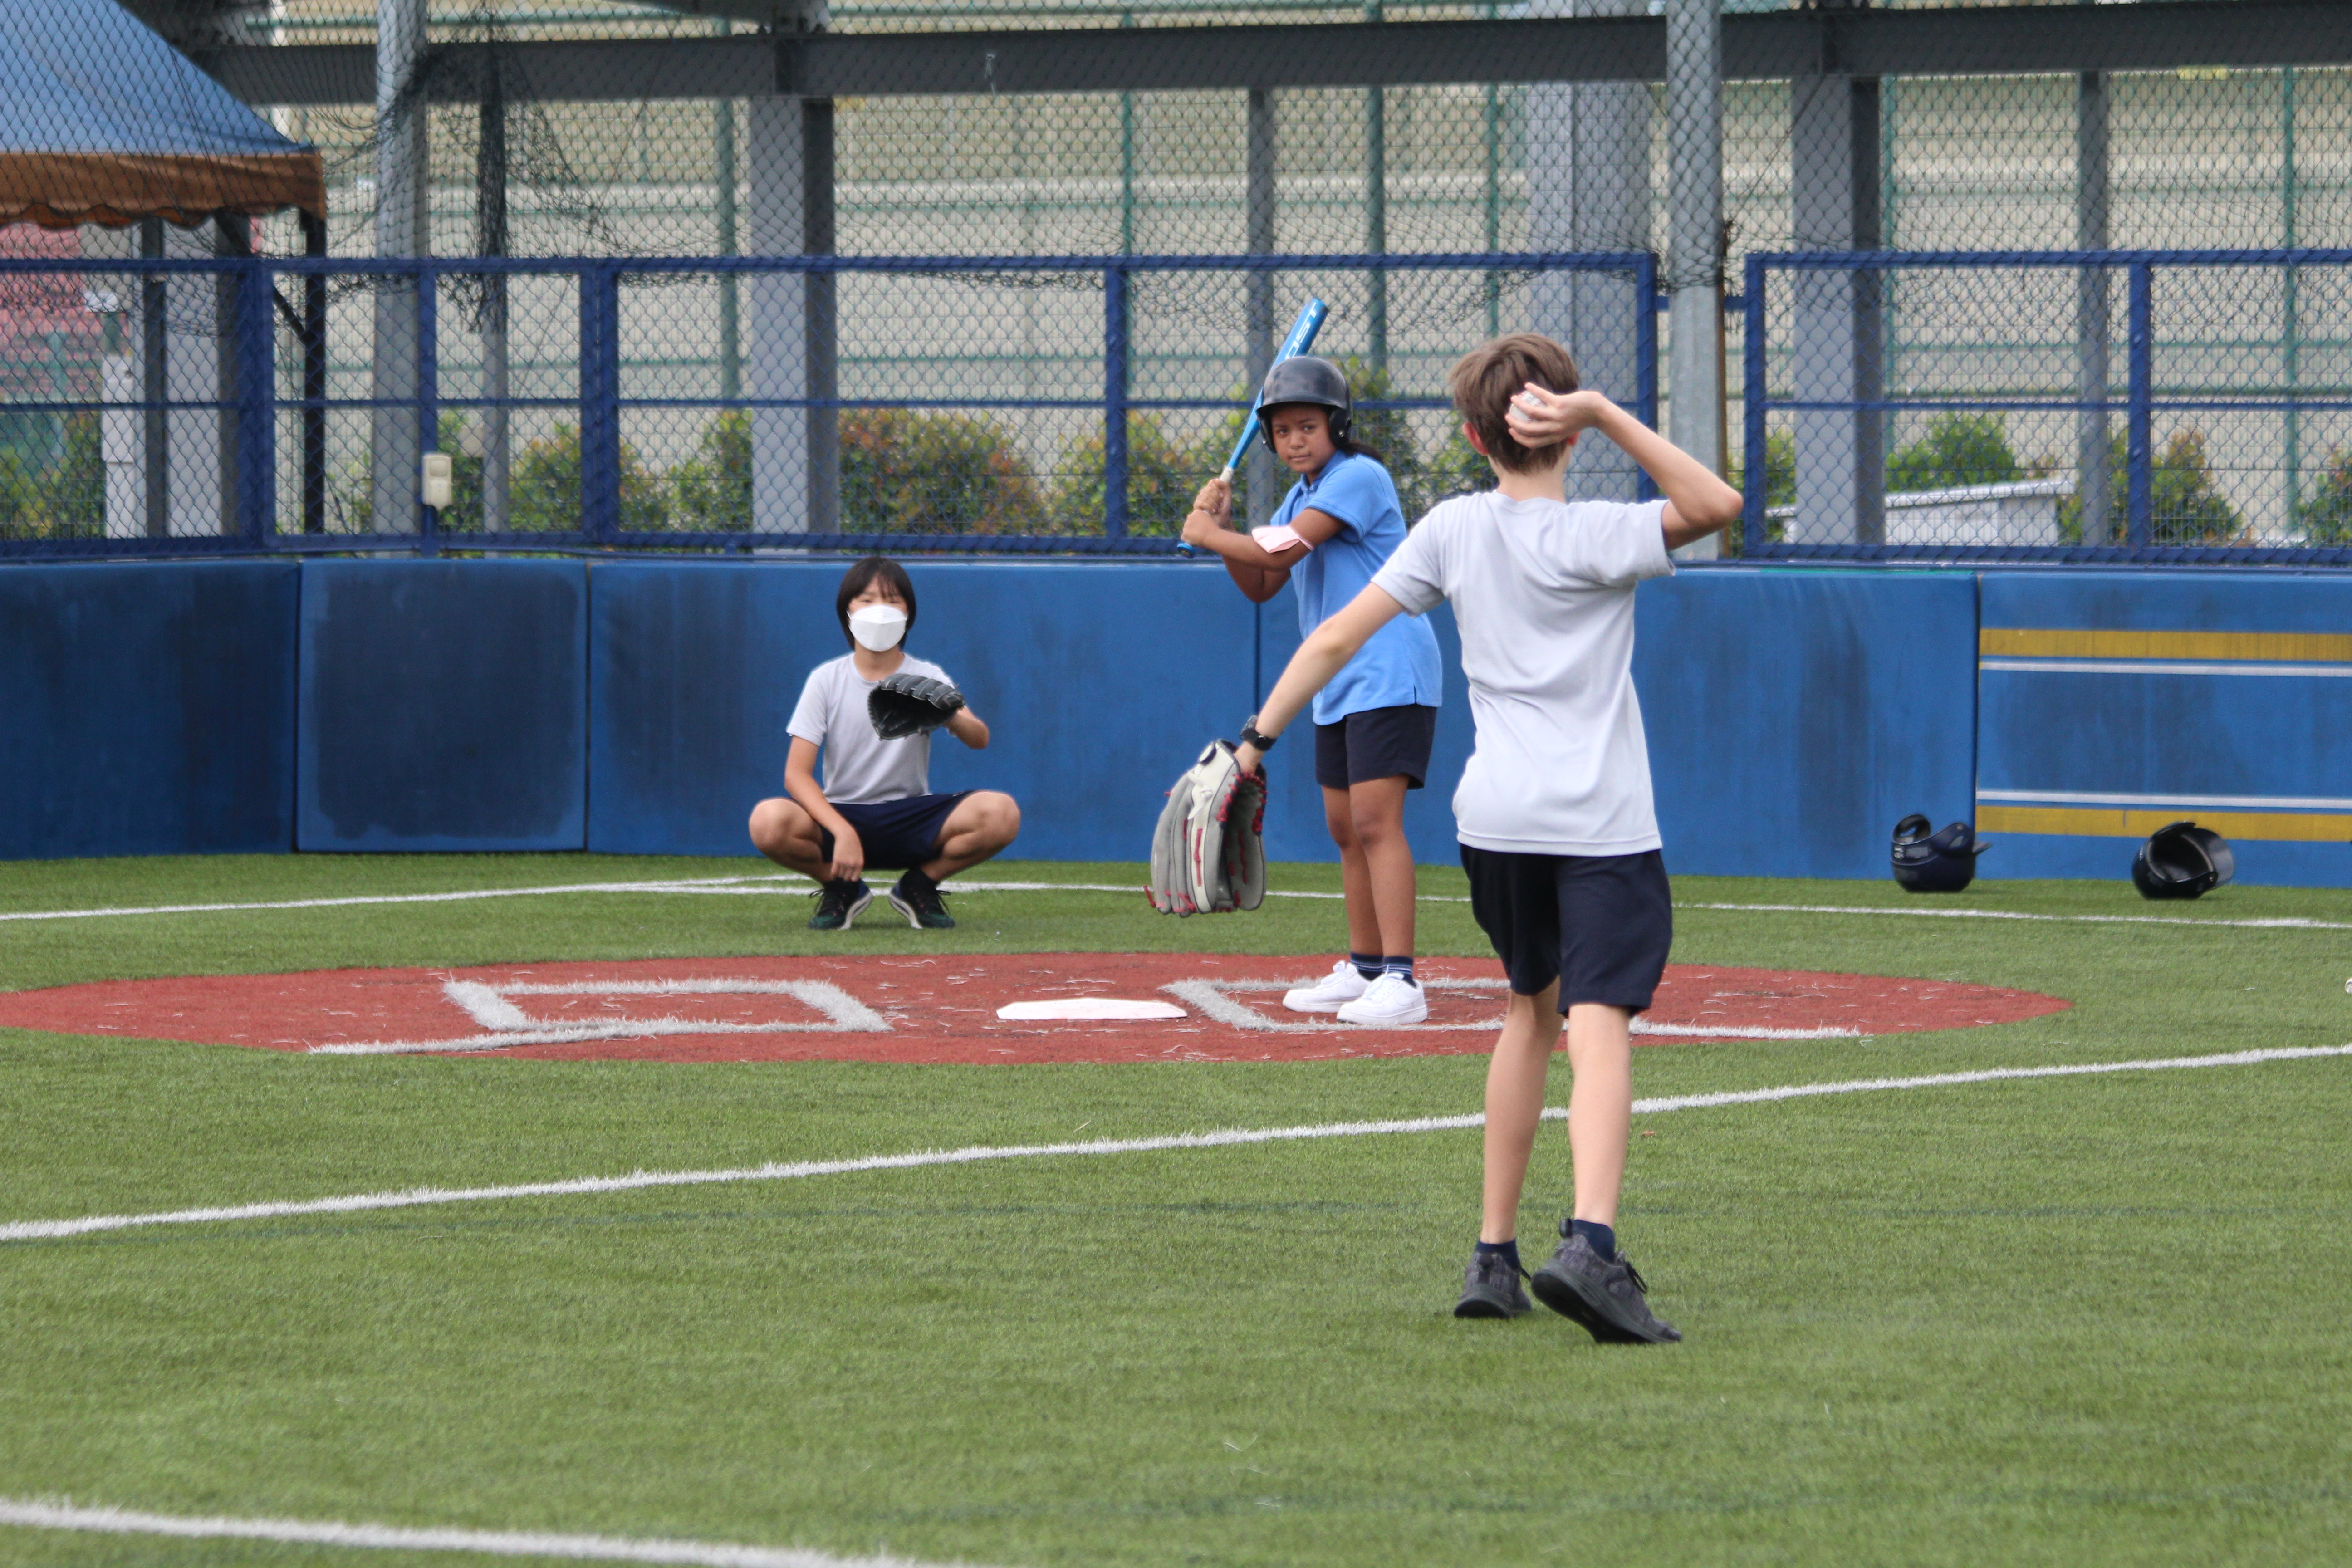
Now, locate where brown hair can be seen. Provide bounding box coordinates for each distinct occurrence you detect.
[1446,333,1582,475]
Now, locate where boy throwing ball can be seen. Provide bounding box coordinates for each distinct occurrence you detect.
[1232,334,1738,1342]
[749,556,1020,930]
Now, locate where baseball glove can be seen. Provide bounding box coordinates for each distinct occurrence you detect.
[1147,739,1267,916]
[867,672,966,740]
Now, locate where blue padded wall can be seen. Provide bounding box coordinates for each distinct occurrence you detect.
[0,561,298,859]
[1977,572,2352,887]
[1633,569,1980,879]
[588,560,1257,862]
[298,560,587,851]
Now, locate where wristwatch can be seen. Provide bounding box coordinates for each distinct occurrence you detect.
[1239,719,1279,752]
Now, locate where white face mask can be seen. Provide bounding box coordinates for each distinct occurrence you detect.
[848,603,907,652]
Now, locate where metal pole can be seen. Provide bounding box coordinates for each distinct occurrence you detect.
[140,217,167,539]
[479,54,510,533]
[804,97,839,534]
[1366,0,1387,374]
[2076,69,2112,544]
[1105,266,1130,537]
[1119,9,1137,256]
[2127,259,2154,549]
[300,209,326,534]
[371,0,428,535]
[1665,0,1723,558]
[1245,85,1278,527]
[2284,65,2302,529]
[715,18,740,404]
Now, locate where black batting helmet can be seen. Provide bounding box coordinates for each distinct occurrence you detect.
[1891,814,1990,893]
[1254,356,1352,449]
[2132,821,2234,900]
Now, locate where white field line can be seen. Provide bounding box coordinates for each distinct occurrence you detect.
[310,980,889,1057]
[5,1043,2345,1247]
[8,876,2347,930]
[0,1497,982,1568]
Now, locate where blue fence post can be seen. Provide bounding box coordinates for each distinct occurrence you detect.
[235,260,274,544]
[580,263,622,544]
[1104,265,1129,538]
[1742,254,1768,549]
[417,264,439,555]
[1634,251,1660,504]
[2126,259,2154,550]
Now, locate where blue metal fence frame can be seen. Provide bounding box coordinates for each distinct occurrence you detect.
[0,250,1657,560]
[1742,249,2352,566]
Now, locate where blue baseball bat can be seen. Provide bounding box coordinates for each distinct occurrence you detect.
[1177,297,1330,556]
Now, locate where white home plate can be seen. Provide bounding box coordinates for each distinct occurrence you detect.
[995,997,1188,1022]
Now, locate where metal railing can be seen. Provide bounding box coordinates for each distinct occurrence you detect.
[0,251,1656,559]
[1741,249,2352,566]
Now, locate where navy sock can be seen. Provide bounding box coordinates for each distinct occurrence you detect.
[1570,1219,1618,1261]
[1382,955,1416,984]
[1349,951,1383,980]
[1475,1238,1522,1273]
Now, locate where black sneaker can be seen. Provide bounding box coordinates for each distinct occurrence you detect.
[1454,1249,1532,1319]
[887,872,955,930]
[807,879,872,931]
[1529,1226,1681,1344]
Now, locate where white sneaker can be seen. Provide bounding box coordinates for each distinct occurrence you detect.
[1283,959,1371,1014]
[1336,970,1429,1026]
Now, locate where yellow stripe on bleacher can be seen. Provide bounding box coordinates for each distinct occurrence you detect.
[1977,805,2352,842]
[1978,628,2352,662]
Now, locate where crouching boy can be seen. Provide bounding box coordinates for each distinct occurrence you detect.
[749,556,1020,930]
[1232,334,1738,1341]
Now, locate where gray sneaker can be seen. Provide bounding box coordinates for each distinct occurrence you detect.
[1530,1226,1681,1344]
[1454,1249,1532,1318]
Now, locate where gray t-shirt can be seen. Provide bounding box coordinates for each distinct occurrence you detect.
[1372,491,1673,855]
[786,652,956,804]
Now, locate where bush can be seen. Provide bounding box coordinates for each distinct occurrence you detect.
[506,421,669,533]
[670,409,752,532]
[1887,412,2022,494]
[840,407,1045,534]
[1049,413,1201,536]
[0,414,108,539]
[2295,448,2352,544]
[2062,428,2244,545]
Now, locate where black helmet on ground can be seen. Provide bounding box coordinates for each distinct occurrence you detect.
[2132,821,2234,900]
[1254,356,1352,448]
[1891,814,1990,893]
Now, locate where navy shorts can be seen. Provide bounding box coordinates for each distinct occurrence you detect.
[820,791,971,872]
[1313,703,1438,791]
[1459,845,1673,1013]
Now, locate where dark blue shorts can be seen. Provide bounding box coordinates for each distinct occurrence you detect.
[1313,703,1438,791]
[1459,845,1673,1013]
[820,791,972,872]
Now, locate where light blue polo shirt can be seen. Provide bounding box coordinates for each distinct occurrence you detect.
[1274,449,1444,725]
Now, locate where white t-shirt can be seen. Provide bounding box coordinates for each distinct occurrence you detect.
[786,652,956,804]
[1371,492,1673,855]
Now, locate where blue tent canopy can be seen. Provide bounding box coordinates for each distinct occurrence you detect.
[0,0,323,228]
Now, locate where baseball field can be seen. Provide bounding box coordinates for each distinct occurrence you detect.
[2,852,2348,1568]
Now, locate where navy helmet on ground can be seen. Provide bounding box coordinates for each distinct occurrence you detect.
[1254,355,1352,447]
[2132,820,2234,900]
[1891,814,1989,893]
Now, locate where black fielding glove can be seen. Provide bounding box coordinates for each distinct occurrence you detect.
[868,673,966,740]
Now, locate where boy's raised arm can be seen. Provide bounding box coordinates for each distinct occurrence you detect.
[1235,582,1405,775]
[1507,387,1741,550]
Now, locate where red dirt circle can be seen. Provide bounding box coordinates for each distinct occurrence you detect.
[0,953,2068,1065]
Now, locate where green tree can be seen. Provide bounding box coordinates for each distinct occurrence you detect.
[507,421,669,533]
[2294,447,2352,544]
[2062,428,2244,545]
[839,407,1045,534]
[1049,412,1201,536]
[1886,412,2021,494]
[671,409,752,532]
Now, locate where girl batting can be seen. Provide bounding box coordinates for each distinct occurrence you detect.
[1181,356,1443,1026]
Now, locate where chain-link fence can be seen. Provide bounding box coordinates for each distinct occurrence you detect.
[0,250,1650,553]
[8,1,2352,555]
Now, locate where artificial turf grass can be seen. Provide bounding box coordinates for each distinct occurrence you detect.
[3,857,2352,1567]
[4,1066,2349,1568]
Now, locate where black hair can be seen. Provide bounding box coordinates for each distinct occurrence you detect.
[1259,401,1384,467]
[835,555,916,647]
